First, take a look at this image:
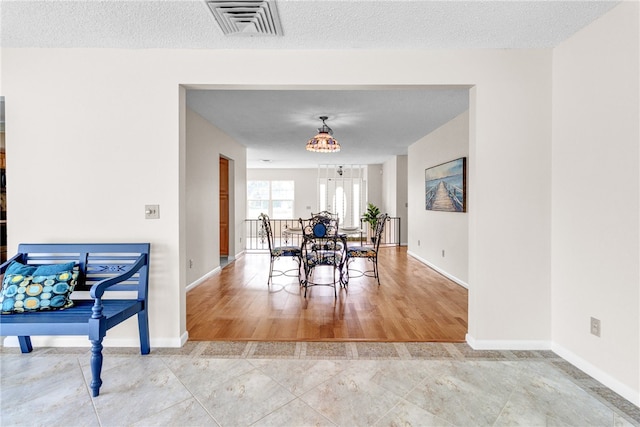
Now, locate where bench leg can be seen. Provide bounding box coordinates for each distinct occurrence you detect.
[137,310,151,355]
[18,336,33,353]
[90,338,104,397]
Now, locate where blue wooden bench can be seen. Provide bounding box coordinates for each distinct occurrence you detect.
[0,243,151,397]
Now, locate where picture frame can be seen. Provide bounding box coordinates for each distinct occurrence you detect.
[425,157,466,212]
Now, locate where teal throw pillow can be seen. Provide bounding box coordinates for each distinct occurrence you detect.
[32,262,76,276]
[4,261,37,276]
[1,269,78,314]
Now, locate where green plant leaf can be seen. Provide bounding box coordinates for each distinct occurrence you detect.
[363,202,381,230]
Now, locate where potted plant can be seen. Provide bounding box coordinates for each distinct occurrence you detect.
[362,202,381,243]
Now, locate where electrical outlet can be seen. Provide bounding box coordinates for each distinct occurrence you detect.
[417,240,420,246]
[590,317,601,337]
[145,204,160,219]
[189,259,194,269]
[442,249,445,257]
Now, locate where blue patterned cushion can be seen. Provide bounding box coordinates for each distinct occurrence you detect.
[347,247,377,258]
[272,246,301,257]
[312,241,343,251]
[1,269,79,314]
[304,252,343,266]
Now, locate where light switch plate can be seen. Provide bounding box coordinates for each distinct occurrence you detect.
[590,317,601,337]
[145,204,160,219]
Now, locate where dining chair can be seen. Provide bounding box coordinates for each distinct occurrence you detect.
[299,214,345,298]
[258,213,302,286]
[311,210,338,225]
[347,213,389,285]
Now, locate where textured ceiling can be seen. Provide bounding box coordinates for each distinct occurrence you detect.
[187,88,470,168]
[1,1,619,168]
[1,1,619,49]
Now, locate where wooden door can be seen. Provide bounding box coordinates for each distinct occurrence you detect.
[219,157,229,256]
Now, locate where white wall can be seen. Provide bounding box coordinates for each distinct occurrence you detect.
[396,155,408,246]
[382,157,398,216]
[185,107,246,286]
[366,164,383,210]
[551,1,639,404]
[247,168,317,219]
[382,156,408,245]
[408,111,469,286]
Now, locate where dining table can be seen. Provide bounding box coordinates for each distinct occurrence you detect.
[283,225,353,289]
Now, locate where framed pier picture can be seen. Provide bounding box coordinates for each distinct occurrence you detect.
[425,157,466,212]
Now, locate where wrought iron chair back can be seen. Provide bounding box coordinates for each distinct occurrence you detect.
[371,212,389,252]
[347,213,389,285]
[298,215,345,298]
[311,211,338,226]
[302,214,339,238]
[258,213,301,286]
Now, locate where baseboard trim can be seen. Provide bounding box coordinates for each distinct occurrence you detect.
[465,334,552,350]
[407,250,468,289]
[186,267,221,292]
[179,330,189,347]
[551,342,640,407]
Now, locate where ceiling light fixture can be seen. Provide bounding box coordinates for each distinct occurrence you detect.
[306,116,341,153]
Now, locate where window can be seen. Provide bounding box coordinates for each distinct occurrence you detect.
[247,180,294,219]
[352,183,361,225]
[332,186,346,225]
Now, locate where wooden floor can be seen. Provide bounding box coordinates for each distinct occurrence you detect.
[187,246,468,342]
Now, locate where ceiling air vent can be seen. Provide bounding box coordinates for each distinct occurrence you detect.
[206,0,283,36]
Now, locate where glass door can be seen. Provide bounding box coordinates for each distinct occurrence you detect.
[317,165,365,227]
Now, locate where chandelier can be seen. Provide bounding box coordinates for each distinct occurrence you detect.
[306,116,341,153]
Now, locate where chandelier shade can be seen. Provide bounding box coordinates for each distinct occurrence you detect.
[306,116,341,153]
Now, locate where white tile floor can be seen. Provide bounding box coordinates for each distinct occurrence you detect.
[1,342,638,427]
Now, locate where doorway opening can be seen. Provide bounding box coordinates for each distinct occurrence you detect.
[182,84,471,343]
[219,156,230,267]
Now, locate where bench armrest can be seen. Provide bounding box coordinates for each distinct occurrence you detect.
[89,253,149,299]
